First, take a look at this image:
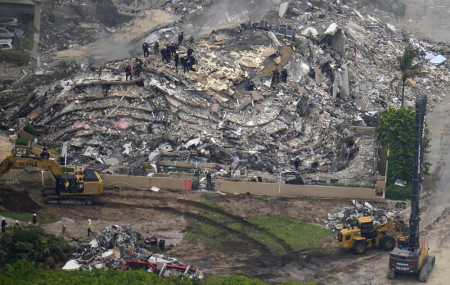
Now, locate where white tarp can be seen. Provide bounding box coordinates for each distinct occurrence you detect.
[62,260,81,271]
[430,54,446,65]
[324,23,338,35]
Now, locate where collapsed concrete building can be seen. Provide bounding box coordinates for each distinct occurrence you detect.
[0,0,449,187]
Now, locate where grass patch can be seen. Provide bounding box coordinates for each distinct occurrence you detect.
[249,216,332,250]
[183,218,260,256]
[0,211,59,224]
[185,211,316,256]
[201,198,218,208]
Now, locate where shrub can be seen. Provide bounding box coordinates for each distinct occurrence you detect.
[49,147,60,156]
[385,184,412,201]
[0,50,30,65]
[15,138,29,146]
[24,123,37,136]
[23,35,33,51]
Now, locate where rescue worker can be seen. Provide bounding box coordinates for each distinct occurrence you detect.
[206,171,212,190]
[40,146,50,159]
[32,213,37,225]
[174,51,179,72]
[60,224,66,238]
[170,41,178,57]
[125,64,133,81]
[165,43,172,60]
[153,41,159,55]
[294,156,301,170]
[161,47,169,63]
[181,56,189,73]
[247,79,256,91]
[142,41,149,58]
[271,69,280,85]
[188,54,196,71]
[134,57,143,77]
[14,220,20,228]
[88,219,93,237]
[281,68,288,83]
[178,31,184,45]
[1,218,6,233]
[187,47,194,57]
[64,179,70,192]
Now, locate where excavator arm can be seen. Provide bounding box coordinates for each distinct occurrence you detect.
[0,154,64,178]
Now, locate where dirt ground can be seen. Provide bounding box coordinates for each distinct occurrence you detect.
[0,181,396,281]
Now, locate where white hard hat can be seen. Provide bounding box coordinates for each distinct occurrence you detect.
[15,220,18,223]
[33,213,36,216]
[88,219,91,222]
[2,217,4,220]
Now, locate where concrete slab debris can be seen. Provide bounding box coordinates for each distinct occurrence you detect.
[1,0,448,190]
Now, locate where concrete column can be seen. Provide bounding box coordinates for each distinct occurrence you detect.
[32,0,42,54]
[341,63,350,98]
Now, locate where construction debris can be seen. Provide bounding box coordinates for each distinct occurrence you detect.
[63,225,203,279]
[326,200,407,232]
[0,0,449,189]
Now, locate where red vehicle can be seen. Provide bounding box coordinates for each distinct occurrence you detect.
[120,259,203,279]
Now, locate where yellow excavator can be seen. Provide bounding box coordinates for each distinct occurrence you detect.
[0,154,103,204]
[337,215,408,254]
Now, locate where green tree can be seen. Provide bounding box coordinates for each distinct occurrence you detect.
[396,46,424,107]
[376,107,415,186]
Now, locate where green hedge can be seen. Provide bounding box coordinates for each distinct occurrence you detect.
[24,123,37,136]
[15,138,29,146]
[0,260,315,285]
[385,184,412,201]
[0,227,73,268]
[0,50,30,65]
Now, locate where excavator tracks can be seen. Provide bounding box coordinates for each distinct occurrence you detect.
[45,196,94,205]
[419,256,435,282]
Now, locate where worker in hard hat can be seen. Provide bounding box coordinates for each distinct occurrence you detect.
[1,218,6,233]
[178,30,184,45]
[142,41,149,58]
[88,219,93,237]
[64,179,70,192]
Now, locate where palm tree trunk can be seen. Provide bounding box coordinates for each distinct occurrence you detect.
[401,79,406,107]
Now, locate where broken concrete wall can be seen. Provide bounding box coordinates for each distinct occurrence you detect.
[215,180,381,199]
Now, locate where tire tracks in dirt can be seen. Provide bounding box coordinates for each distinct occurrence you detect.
[100,190,295,256]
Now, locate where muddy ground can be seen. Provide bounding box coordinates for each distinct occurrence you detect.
[0,183,398,283]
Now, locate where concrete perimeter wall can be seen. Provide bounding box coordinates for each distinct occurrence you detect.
[102,175,192,190]
[215,180,381,200]
[0,169,54,184]
[1,170,382,200]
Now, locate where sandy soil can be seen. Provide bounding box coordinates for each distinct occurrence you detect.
[397,0,450,43]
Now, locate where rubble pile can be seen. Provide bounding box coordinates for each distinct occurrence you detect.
[326,200,407,232]
[1,0,449,185]
[63,225,202,278]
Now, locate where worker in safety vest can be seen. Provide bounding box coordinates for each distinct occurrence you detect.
[88,219,93,237]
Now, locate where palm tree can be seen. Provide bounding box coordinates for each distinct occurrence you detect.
[396,46,424,107]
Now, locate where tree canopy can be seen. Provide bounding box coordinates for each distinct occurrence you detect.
[376,107,415,185]
[396,46,424,107]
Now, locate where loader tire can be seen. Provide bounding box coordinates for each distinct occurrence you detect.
[353,241,366,254]
[381,236,395,251]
